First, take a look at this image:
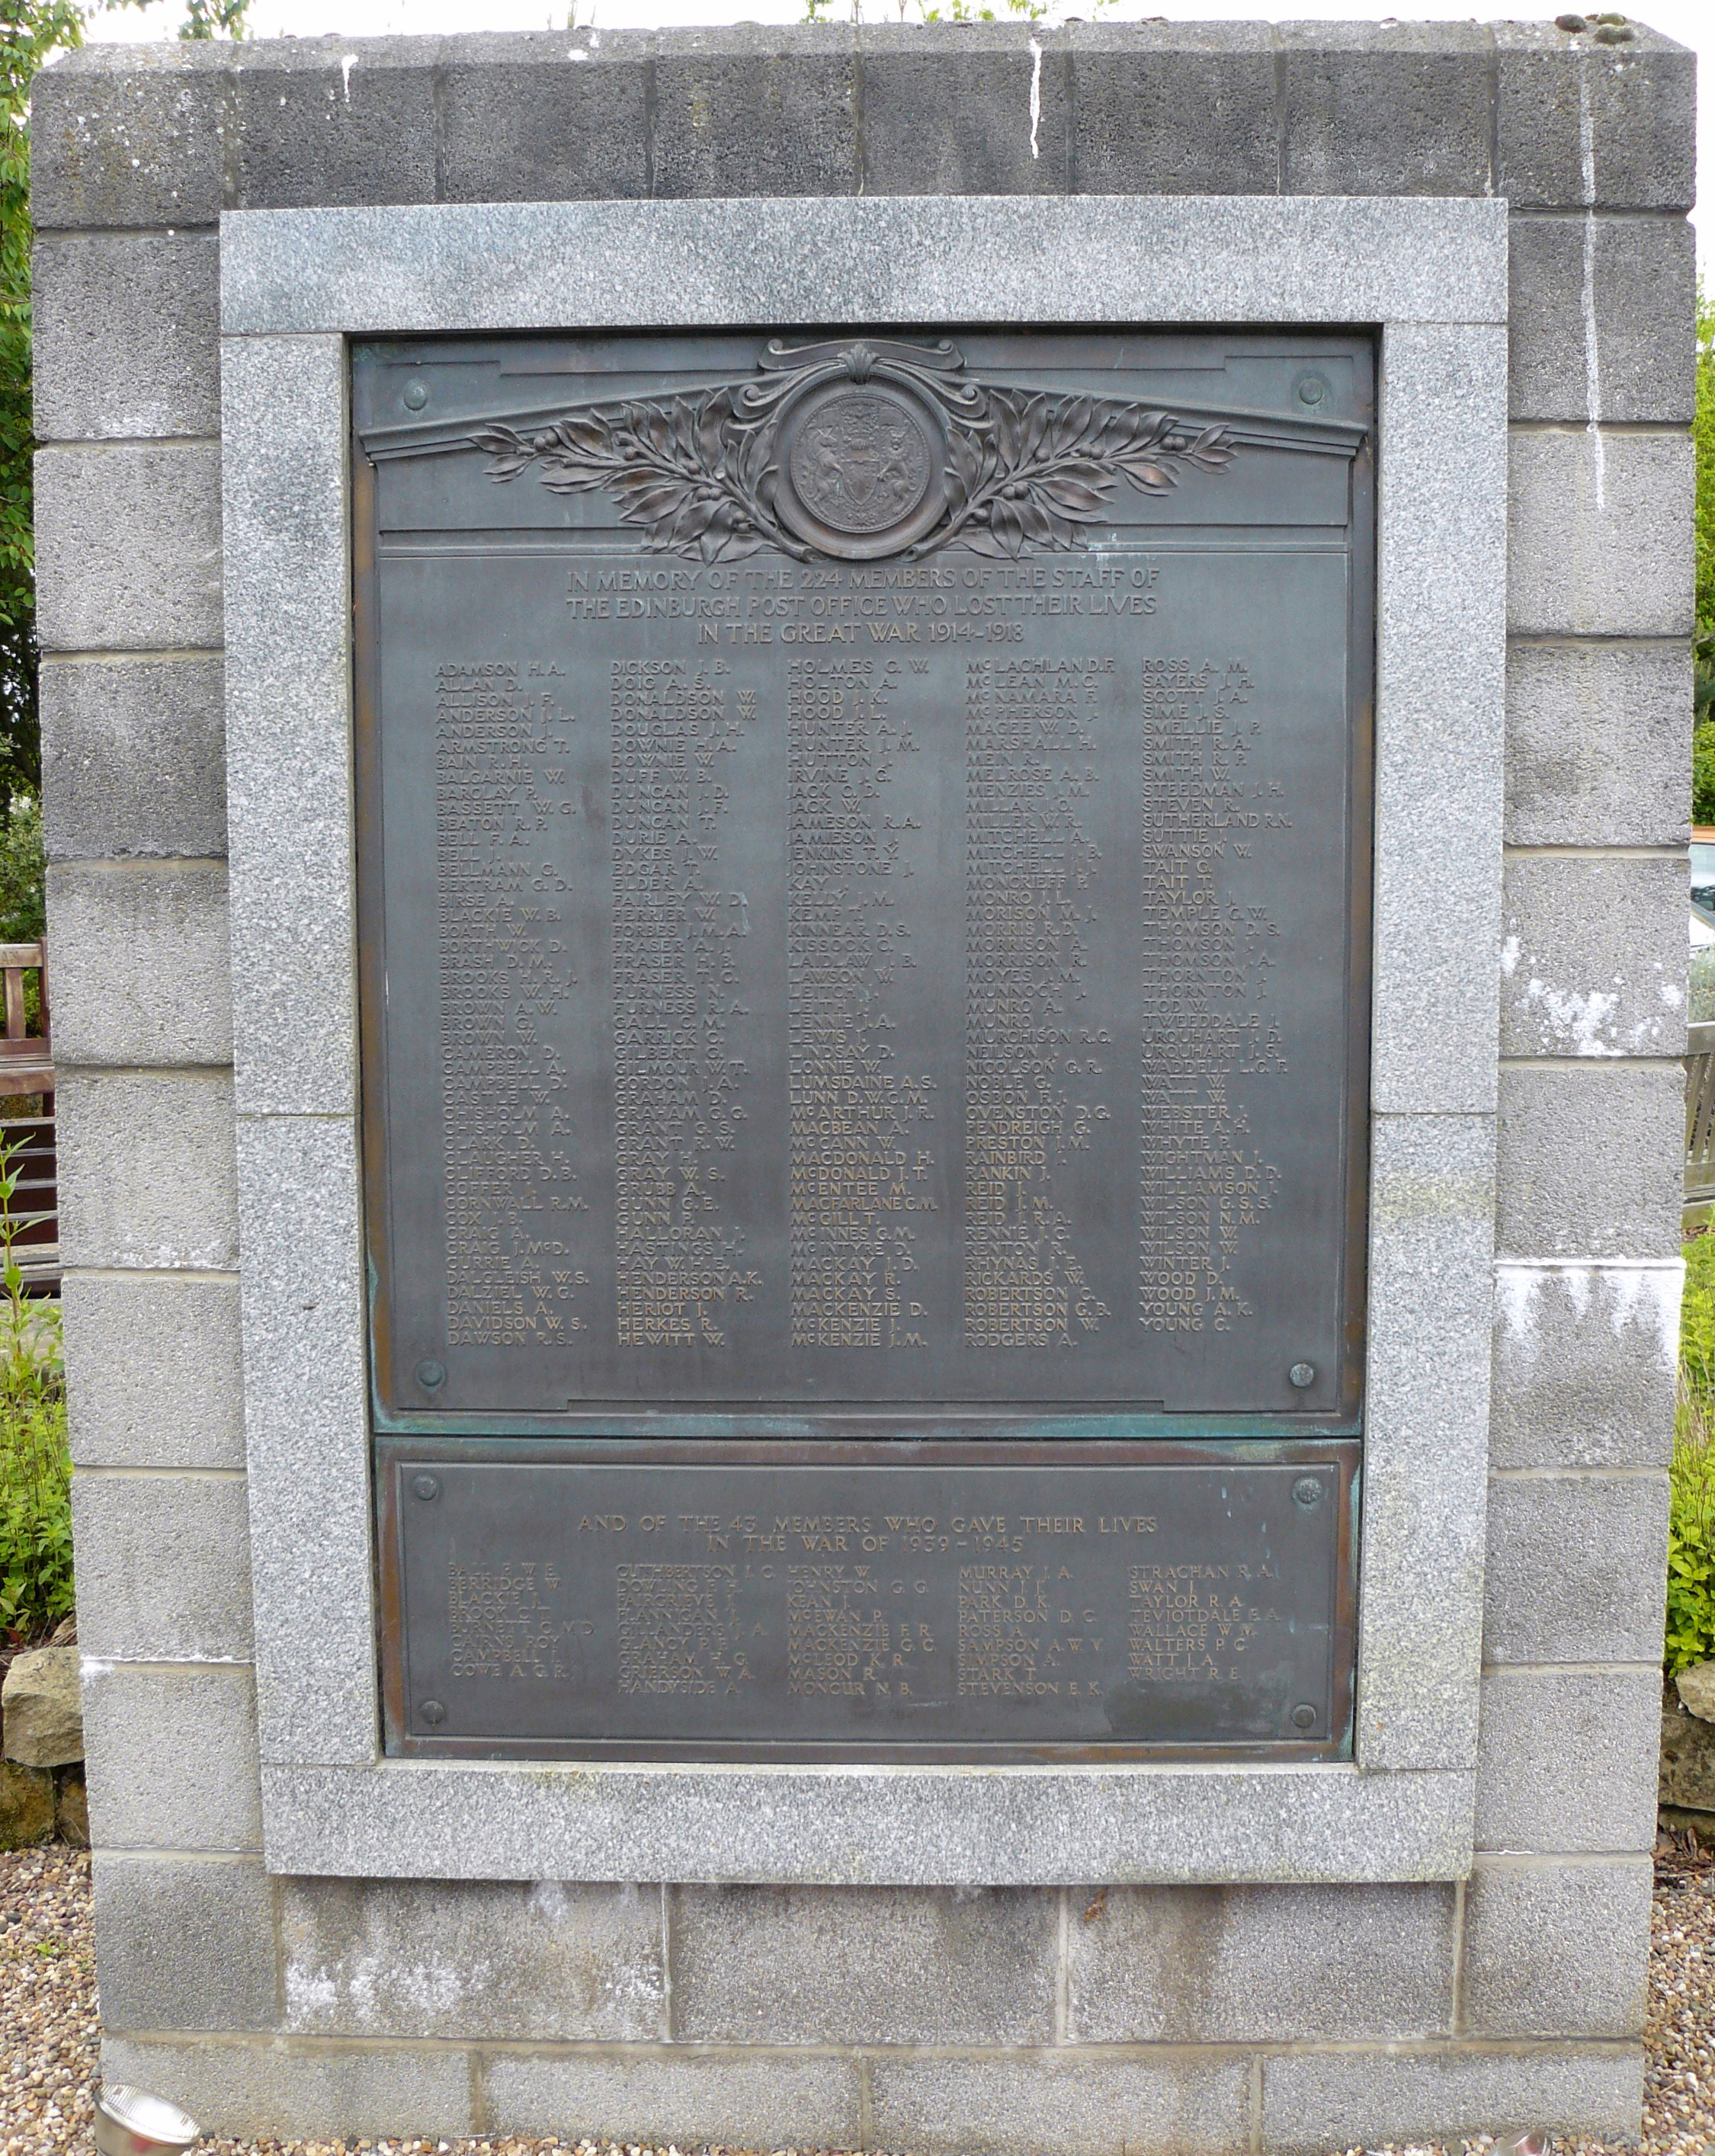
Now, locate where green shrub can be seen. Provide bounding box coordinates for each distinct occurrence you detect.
[0,1130,69,1639]
[0,793,44,946]
[1694,716,1715,828]
[0,1389,70,1637]
[1683,1234,1715,1391]
[1669,1381,1715,1674]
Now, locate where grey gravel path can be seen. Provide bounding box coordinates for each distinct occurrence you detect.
[6,1840,1714,2156]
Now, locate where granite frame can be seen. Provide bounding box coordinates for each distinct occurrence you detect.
[221,192,1508,1885]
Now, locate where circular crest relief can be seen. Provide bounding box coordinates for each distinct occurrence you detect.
[777,381,947,559]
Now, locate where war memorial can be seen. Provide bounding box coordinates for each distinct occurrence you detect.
[28,14,1695,2149]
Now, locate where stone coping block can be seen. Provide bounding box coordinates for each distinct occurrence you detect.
[30,24,1693,230]
[220,193,1506,337]
[225,191,1503,1885]
[1494,20,1694,211]
[259,1761,1477,1885]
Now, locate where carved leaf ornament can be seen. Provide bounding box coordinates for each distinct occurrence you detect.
[470,336,1238,565]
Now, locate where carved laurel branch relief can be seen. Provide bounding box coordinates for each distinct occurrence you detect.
[468,337,1239,565]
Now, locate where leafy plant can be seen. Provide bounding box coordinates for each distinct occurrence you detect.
[1694,283,1715,820]
[0,791,44,945]
[108,0,247,38]
[0,1129,67,1640]
[1670,1235,1715,1674]
[1670,1380,1715,1675]
[1683,1232,1715,1393]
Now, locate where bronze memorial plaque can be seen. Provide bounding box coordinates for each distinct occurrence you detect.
[354,330,1373,1760]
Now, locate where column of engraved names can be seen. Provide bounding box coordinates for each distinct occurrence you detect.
[958,1564,1050,1695]
[787,658,934,1349]
[1137,659,1284,1335]
[615,1564,752,1695]
[611,661,761,1349]
[434,662,579,1347]
[447,1559,569,1681]
[964,658,1111,1347]
[1127,1564,1274,1683]
[787,1567,890,1696]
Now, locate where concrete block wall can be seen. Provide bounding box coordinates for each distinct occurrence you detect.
[30,20,1691,2153]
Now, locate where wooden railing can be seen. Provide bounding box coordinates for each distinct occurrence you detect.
[0,942,57,1291]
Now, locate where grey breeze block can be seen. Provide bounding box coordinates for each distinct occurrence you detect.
[27,24,1695,228]
[28,19,1691,2155]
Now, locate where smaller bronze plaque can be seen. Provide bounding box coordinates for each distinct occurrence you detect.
[381,1444,1355,1760]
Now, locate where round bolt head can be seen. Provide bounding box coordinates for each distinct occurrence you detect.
[420,1699,447,1725]
[1294,373,1329,408]
[412,1473,440,1503]
[416,1358,446,1389]
[1291,1703,1317,1730]
[1293,1475,1322,1508]
[1289,1361,1316,1389]
[403,380,429,410]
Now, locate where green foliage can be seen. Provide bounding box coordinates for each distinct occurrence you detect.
[0,1392,70,1639]
[1697,284,1715,757]
[1669,1395,1715,1677]
[0,793,45,945]
[108,0,247,39]
[1682,1232,1715,1392]
[0,1132,69,1641]
[1694,714,1715,829]
[1696,284,1715,825]
[1672,1237,1715,1674]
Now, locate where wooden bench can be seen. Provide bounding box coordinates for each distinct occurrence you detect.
[0,941,58,1293]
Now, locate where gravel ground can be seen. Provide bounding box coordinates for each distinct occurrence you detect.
[6,1840,1715,2156]
[1,1847,98,2156]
